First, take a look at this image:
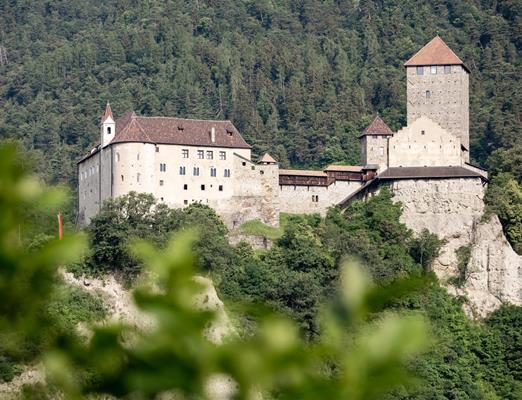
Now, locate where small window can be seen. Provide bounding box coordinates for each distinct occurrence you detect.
[206,150,213,160]
[137,153,140,161]
[137,173,140,183]
[193,167,200,176]
[444,65,451,74]
[260,170,264,175]
[379,147,384,156]
[156,146,159,153]
[183,184,188,190]
[210,167,217,177]
[197,150,204,159]
[160,180,164,186]
[421,130,426,135]
[219,185,223,191]
[431,65,437,74]
[201,184,205,191]
[242,162,246,166]
[160,163,167,172]
[121,175,124,182]
[160,197,164,201]
[224,169,231,177]
[226,129,233,136]
[312,195,319,203]
[179,166,186,175]
[426,90,431,98]
[416,66,424,75]
[219,151,226,160]
[182,149,189,158]
[107,127,111,134]
[116,153,120,162]
[184,200,188,205]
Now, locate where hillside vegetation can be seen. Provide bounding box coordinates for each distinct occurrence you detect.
[0,0,521,185]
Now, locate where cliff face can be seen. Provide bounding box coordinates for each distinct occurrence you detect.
[389,178,522,317]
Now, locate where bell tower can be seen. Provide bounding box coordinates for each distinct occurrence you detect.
[101,102,115,148]
[404,37,470,161]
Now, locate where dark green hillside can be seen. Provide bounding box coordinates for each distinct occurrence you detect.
[0,0,520,185]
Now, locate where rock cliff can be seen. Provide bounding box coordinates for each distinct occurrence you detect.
[390,178,521,317]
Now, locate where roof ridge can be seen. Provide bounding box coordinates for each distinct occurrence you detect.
[135,115,234,124]
[404,36,469,72]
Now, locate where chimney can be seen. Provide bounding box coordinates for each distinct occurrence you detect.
[211,127,216,143]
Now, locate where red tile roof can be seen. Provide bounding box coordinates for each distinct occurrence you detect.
[109,112,251,149]
[279,169,327,177]
[404,36,469,72]
[360,116,394,137]
[324,165,363,172]
[259,153,277,163]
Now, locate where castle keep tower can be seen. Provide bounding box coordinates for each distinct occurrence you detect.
[404,37,470,161]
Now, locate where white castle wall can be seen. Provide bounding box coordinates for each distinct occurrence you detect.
[279,180,362,216]
[389,117,462,167]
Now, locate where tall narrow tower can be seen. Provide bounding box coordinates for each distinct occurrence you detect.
[101,102,115,148]
[404,37,470,160]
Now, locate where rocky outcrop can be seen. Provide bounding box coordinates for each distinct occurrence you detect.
[390,178,521,317]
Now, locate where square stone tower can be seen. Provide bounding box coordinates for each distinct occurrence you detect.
[404,37,470,161]
[359,115,394,170]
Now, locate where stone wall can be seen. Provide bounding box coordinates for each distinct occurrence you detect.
[388,177,521,317]
[406,64,469,156]
[279,180,362,216]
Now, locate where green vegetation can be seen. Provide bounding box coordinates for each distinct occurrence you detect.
[238,214,290,240]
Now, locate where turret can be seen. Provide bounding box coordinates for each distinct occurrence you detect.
[359,116,394,170]
[101,102,115,148]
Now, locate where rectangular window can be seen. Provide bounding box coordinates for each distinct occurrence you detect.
[121,175,124,182]
[224,169,231,177]
[137,153,140,160]
[183,184,188,190]
[444,65,451,74]
[193,167,200,176]
[431,65,437,74]
[416,66,423,75]
[219,151,226,160]
[312,195,319,203]
[182,149,189,158]
[201,184,205,191]
[206,150,213,160]
[160,180,164,186]
[210,167,217,177]
[160,163,166,172]
[219,185,223,191]
[137,173,140,183]
[379,147,384,156]
[156,146,159,152]
[179,166,186,175]
[197,150,204,159]
[184,200,188,205]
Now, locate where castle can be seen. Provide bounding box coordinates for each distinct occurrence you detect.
[78,36,486,228]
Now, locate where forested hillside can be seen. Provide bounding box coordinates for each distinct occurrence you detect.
[0,0,520,186]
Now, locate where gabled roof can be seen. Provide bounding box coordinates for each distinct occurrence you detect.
[359,116,394,137]
[109,112,251,149]
[404,36,469,72]
[259,153,277,164]
[101,102,113,123]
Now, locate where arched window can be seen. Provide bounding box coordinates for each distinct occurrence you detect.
[426,90,431,98]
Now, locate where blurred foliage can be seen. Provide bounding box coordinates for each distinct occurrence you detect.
[47,232,430,400]
[0,144,103,384]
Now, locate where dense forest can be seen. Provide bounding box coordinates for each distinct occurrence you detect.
[0,0,521,186]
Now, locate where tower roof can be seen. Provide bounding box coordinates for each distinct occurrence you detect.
[101,102,113,123]
[404,36,469,72]
[259,153,277,164]
[359,116,394,137]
